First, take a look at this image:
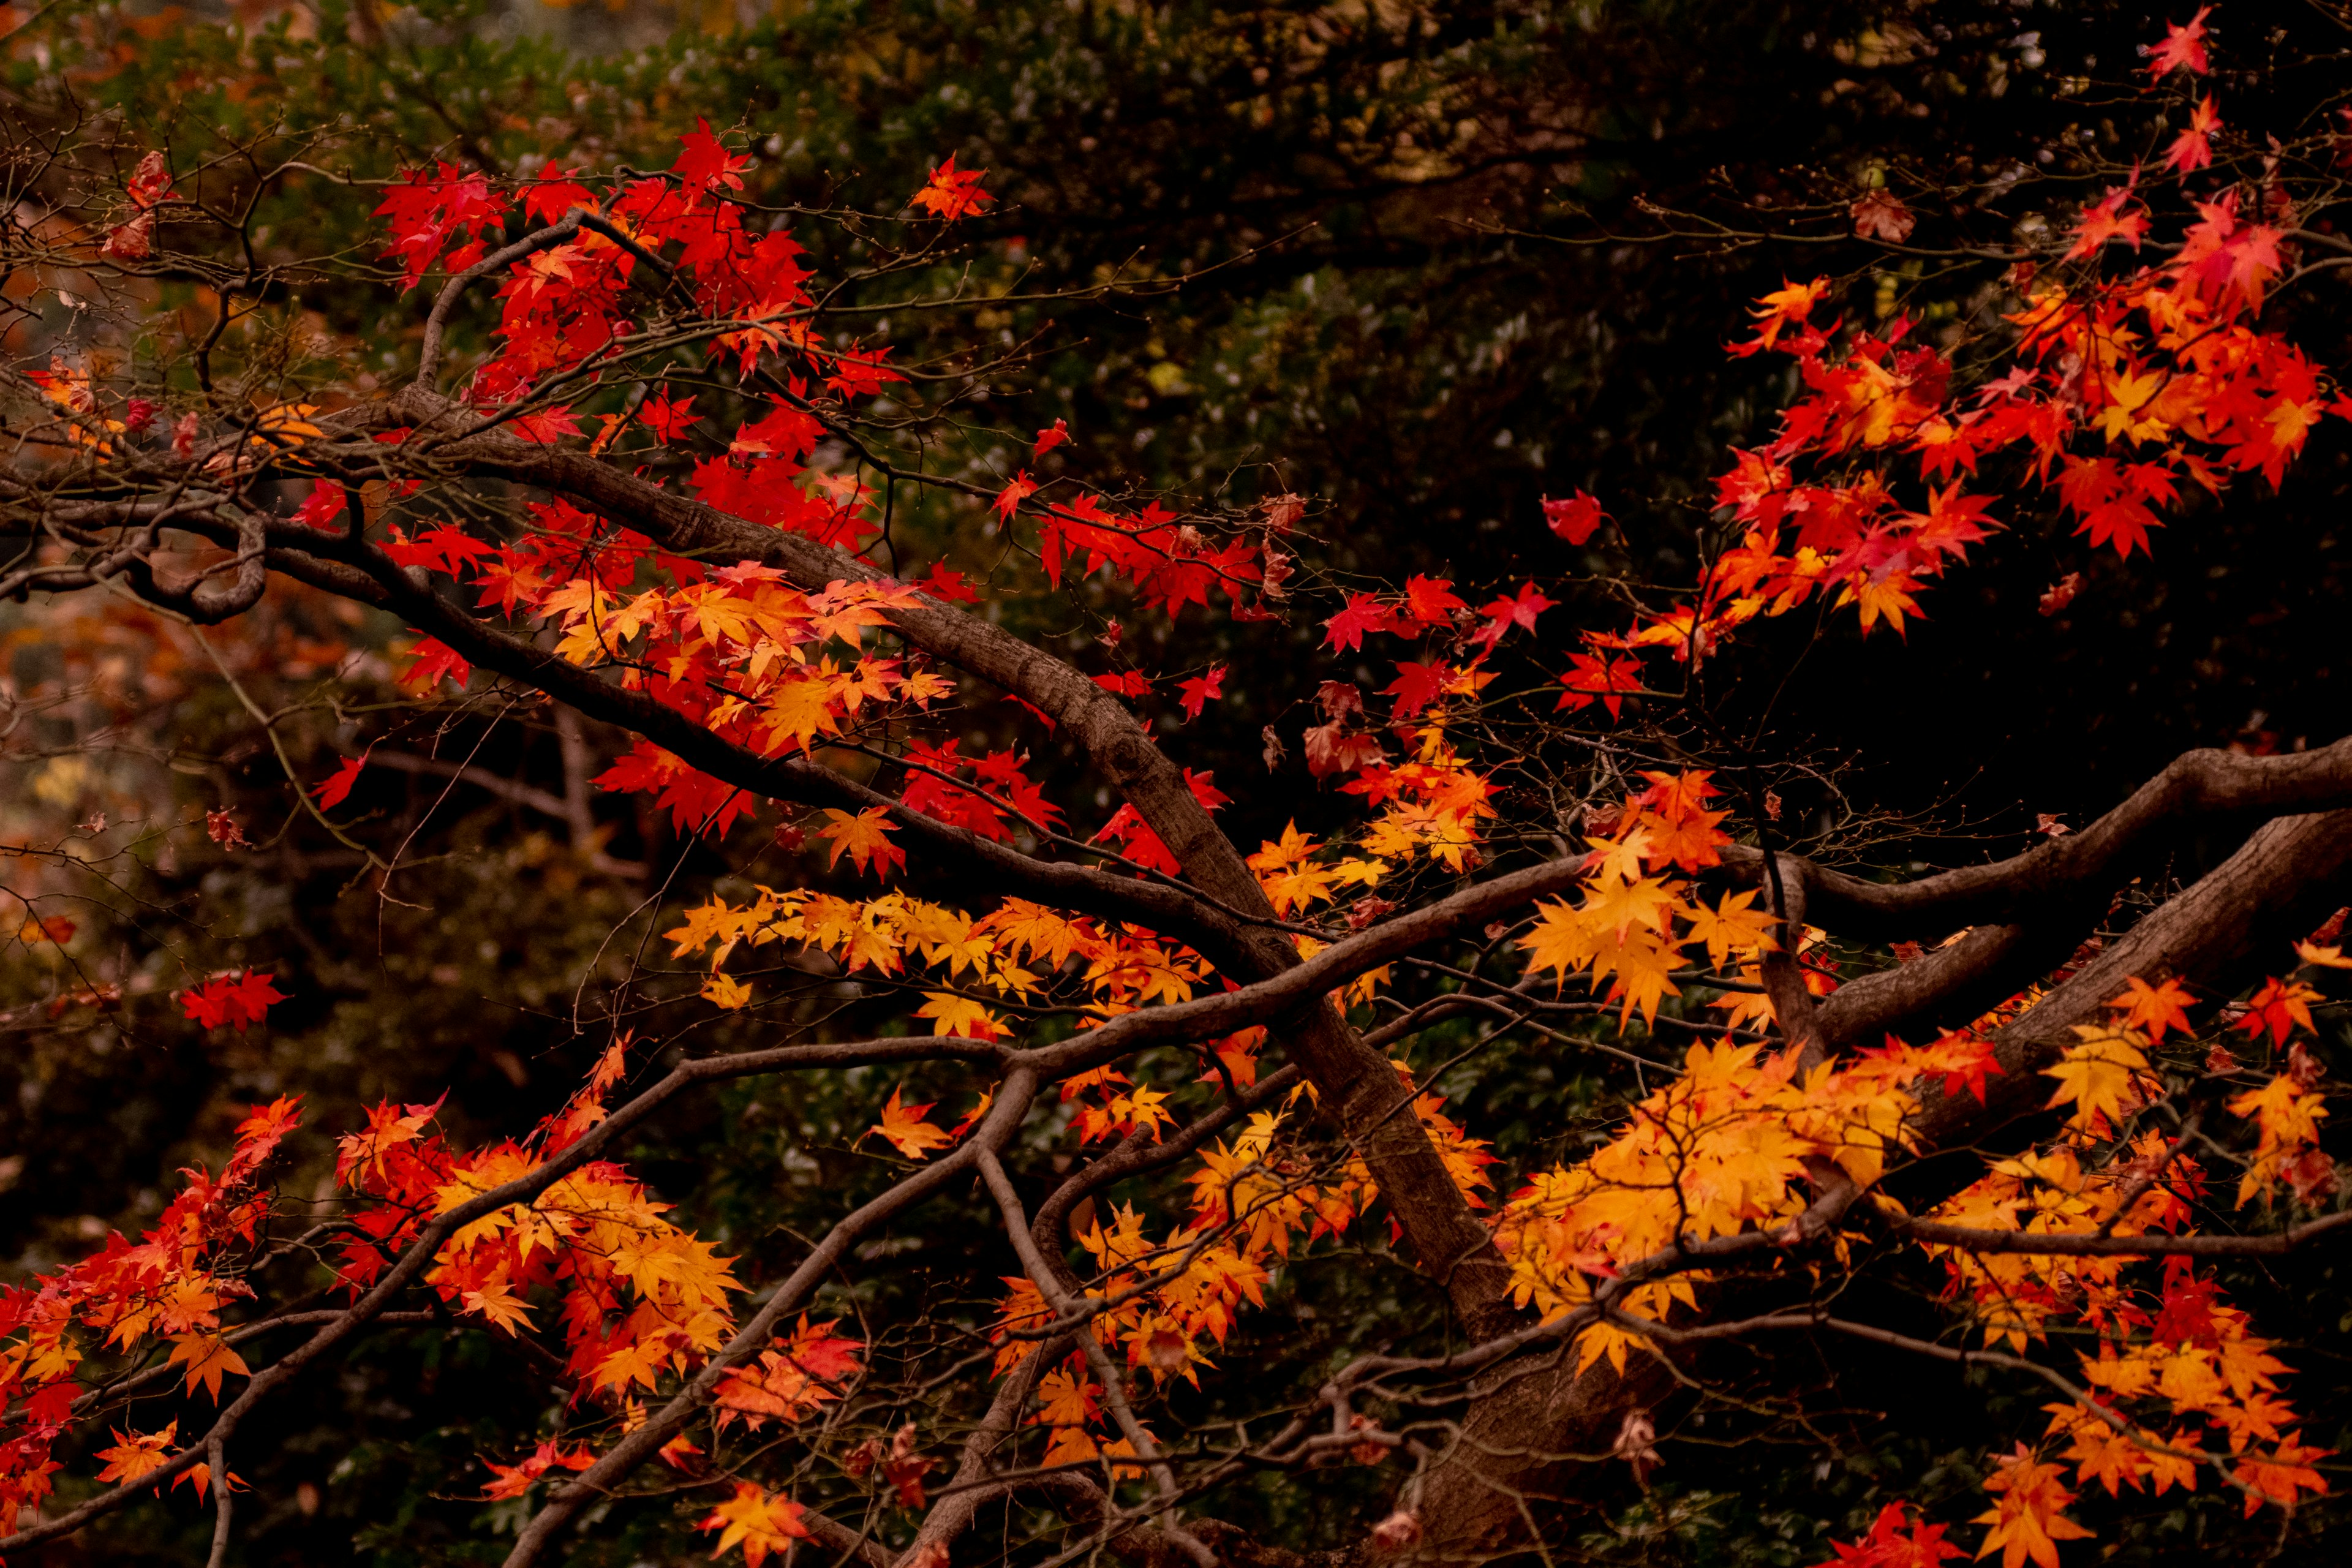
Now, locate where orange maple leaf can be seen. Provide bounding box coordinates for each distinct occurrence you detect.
[818,807,907,878]
[1971,1444,2094,1568]
[167,1332,250,1403]
[2108,976,2195,1041]
[867,1085,955,1161]
[94,1421,178,1485]
[909,154,991,221]
[698,1480,810,1566]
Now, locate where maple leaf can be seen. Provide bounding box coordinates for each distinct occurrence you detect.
[1542,491,1610,545]
[995,469,1038,521]
[2043,1025,2152,1134]
[916,991,1006,1041]
[315,750,369,810]
[637,391,701,441]
[1732,276,1831,356]
[1095,669,1154,698]
[916,562,981,603]
[180,971,288,1031]
[1177,664,1227,721]
[589,1336,669,1395]
[168,1332,251,1402]
[673,118,752,196]
[701,973,753,1010]
[867,1085,956,1160]
[1809,1502,1964,1568]
[396,636,472,695]
[1033,418,1070,458]
[698,1481,810,1567]
[1971,1444,2094,1568]
[510,404,582,445]
[2237,976,2321,1046]
[2165,96,2222,175]
[2147,7,2212,78]
[1322,592,1395,652]
[2108,976,2195,1041]
[1683,889,1780,969]
[460,1270,536,1335]
[291,480,347,530]
[2064,185,2148,261]
[125,148,172,208]
[910,153,992,221]
[1852,189,1918,243]
[761,677,845,756]
[818,807,907,878]
[95,1421,178,1485]
[1518,899,1599,982]
[1400,575,1469,627]
[1472,582,1555,649]
[521,164,595,226]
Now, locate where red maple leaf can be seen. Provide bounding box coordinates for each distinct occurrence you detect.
[916,563,981,603]
[2147,7,2212,79]
[291,481,347,531]
[1542,491,1610,545]
[673,119,750,197]
[1177,665,1227,721]
[1322,592,1395,653]
[638,393,701,442]
[181,972,288,1031]
[523,165,596,227]
[315,751,371,811]
[1472,582,1556,648]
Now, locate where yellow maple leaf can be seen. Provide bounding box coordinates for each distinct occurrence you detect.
[916,990,1005,1041]
[1592,924,1686,1027]
[1583,829,1654,885]
[1683,888,1781,970]
[701,973,753,1010]
[1578,873,1682,940]
[2041,1025,2151,1134]
[589,1335,671,1394]
[760,674,844,755]
[1034,1366,1102,1428]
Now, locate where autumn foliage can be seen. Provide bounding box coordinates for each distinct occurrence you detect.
[6,7,2352,1568]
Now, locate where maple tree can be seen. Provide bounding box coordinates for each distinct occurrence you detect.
[6,4,2352,1567]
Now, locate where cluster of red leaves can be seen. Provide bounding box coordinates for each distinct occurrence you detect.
[178,970,287,1031]
[0,1097,300,1531]
[1033,492,1265,618]
[1546,18,2336,729]
[359,129,984,840]
[900,739,1064,842]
